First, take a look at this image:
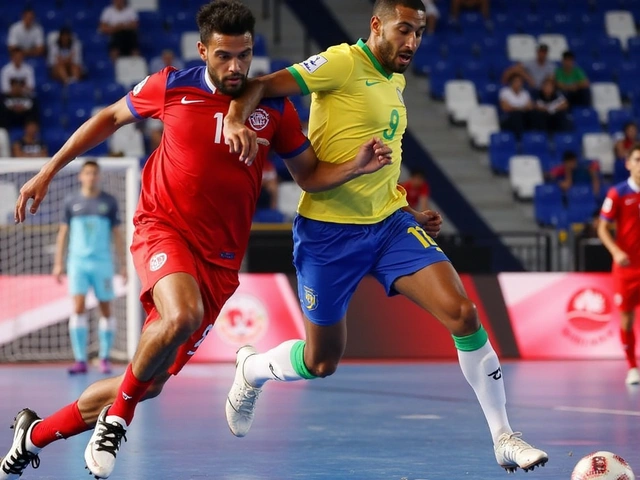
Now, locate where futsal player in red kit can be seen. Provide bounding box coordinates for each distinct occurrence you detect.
[598,144,640,386]
[2,2,393,479]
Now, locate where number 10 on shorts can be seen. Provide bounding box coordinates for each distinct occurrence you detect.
[407,226,442,252]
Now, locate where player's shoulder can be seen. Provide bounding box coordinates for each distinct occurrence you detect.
[162,65,211,94]
[99,191,118,203]
[610,179,633,197]
[63,191,81,205]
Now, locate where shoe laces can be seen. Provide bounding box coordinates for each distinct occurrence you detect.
[2,446,40,475]
[233,383,261,415]
[498,432,532,453]
[94,419,127,458]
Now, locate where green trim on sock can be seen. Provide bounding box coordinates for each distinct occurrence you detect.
[453,325,489,352]
[290,341,317,379]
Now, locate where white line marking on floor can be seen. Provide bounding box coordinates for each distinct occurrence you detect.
[397,414,442,420]
[555,406,640,417]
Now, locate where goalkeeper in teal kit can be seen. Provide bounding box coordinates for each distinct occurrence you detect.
[53,160,127,375]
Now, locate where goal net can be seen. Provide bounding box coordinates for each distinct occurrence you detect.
[0,158,141,363]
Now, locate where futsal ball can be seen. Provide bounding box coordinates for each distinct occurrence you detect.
[571,451,635,480]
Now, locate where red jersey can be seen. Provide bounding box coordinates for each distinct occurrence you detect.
[400,180,430,209]
[126,66,309,270]
[600,178,640,270]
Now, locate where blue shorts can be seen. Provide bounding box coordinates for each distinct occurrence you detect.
[67,260,115,302]
[292,209,450,325]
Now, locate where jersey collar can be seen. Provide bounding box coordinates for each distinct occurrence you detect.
[356,39,393,80]
[203,68,217,94]
[628,177,640,193]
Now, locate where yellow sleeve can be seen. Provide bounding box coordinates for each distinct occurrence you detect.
[286,45,354,95]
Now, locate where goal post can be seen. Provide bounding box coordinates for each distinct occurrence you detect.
[0,157,141,362]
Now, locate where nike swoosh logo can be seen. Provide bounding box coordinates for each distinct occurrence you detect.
[181,96,205,104]
[365,80,381,86]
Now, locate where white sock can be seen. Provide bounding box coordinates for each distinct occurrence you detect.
[457,339,513,444]
[244,339,306,387]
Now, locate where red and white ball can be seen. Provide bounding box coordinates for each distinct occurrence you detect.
[571,451,635,480]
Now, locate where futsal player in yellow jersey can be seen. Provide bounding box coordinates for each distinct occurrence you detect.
[223,0,548,473]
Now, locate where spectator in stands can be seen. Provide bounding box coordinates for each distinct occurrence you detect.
[549,151,601,199]
[0,48,35,95]
[99,0,140,61]
[534,78,570,134]
[149,49,185,73]
[48,27,84,85]
[450,0,490,21]
[421,0,440,35]
[501,44,556,93]
[11,120,47,157]
[7,7,45,58]
[499,73,544,139]
[0,78,39,129]
[257,159,279,211]
[555,51,591,107]
[401,168,430,211]
[614,121,639,162]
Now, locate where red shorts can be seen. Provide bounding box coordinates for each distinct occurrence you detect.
[131,220,239,375]
[613,267,640,312]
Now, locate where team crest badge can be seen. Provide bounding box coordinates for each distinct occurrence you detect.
[303,286,318,311]
[249,108,270,131]
[396,87,405,106]
[149,252,167,272]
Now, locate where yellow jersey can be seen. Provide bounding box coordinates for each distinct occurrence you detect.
[287,39,408,224]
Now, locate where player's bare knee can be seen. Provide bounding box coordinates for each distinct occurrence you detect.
[164,306,204,344]
[307,359,339,378]
[447,298,479,336]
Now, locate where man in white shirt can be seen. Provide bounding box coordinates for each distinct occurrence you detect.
[0,49,35,94]
[499,74,544,139]
[7,7,45,58]
[99,0,140,60]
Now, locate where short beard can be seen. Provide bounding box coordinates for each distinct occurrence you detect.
[207,66,247,97]
[378,32,406,74]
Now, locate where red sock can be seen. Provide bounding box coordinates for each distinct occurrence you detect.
[108,364,154,426]
[30,401,89,448]
[620,329,637,369]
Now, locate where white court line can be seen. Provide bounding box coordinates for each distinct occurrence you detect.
[555,406,640,417]
[398,414,442,420]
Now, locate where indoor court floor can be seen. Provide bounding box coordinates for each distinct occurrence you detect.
[0,360,637,479]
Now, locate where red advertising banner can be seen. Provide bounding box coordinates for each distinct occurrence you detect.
[344,274,499,359]
[192,273,305,362]
[498,272,639,359]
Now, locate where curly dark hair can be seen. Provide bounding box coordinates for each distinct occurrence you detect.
[196,0,255,44]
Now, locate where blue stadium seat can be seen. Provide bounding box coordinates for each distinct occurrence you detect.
[614,157,629,182]
[627,37,640,60]
[270,58,292,73]
[489,131,517,174]
[595,37,624,63]
[538,152,562,172]
[566,185,597,223]
[476,81,500,105]
[40,102,65,129]
[607,109,635,134]
[567,36,593,61]
[553,132,581,157]
[97,82,127,105]
[65,100,93,130]
[534,183,564,226]
[460,59,490,83]
[254,34,268,57]
[571,107,601,133]
[39,9,67,31]
[519,13,546,35]
[37,82,64,103]
[85,142,110,157]
[66,82,98,103]
[429,60,457,100]
[42,128,70,153]
[85,59,115,83]
[521,132,551,157]
[586,61,614,82]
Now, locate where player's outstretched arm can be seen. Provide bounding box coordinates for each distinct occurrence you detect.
[15,98,138,223]
[283,137,392,193]
[52,223,69,283]
[224,70,302,163]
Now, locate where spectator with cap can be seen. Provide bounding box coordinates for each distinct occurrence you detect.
[7,7,45,58]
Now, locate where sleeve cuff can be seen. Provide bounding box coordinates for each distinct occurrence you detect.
[286,66,310,96]
[278,139,311,159]
[125,94,144,119]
